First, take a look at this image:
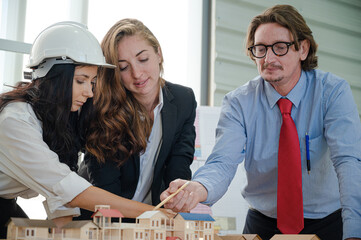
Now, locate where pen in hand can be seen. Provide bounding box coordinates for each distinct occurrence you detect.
[153,181,190,210]
[305,132,311,174]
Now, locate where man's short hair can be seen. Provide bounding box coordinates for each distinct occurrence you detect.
[246,4,318,71]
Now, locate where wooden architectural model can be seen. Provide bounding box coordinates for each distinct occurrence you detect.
[6,205,320,240]
[6,205,215,240]
[219,234,261,240]
[217,234,319,240]
[270,235,320,240]
[7,218,98,240]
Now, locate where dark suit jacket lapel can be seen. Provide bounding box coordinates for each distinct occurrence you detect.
[154,85,177,177]
[122,154,140,199]
[133,154,140,182]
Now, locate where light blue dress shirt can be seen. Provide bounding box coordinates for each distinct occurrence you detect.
[193,69,361,238]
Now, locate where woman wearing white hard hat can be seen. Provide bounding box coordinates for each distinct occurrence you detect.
[0,21,172,239]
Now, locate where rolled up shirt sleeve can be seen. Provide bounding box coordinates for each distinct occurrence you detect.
[46,171,91,213]
[43,199,81,220]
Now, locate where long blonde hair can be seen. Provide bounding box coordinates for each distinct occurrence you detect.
[86,18,164,164]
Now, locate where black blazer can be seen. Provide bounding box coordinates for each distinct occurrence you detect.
[77,81,196,219]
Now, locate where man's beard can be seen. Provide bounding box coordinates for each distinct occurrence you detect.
[264,76,283,83]
[261,62,283,83]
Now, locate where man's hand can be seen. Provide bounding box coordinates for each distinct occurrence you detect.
[160,179,208,212]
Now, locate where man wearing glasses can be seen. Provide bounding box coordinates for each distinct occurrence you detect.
[161,4,361,240]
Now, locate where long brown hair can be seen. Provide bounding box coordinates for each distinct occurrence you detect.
[246,4,318,71]
[0,64,90,171]
[86,18,164,165]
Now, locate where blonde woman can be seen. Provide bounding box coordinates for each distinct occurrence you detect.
[79,18,196,220]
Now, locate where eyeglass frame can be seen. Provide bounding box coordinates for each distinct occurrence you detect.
[248,41,295,59]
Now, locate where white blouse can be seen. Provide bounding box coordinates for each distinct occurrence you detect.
[0,102,91,219]
[132,88,164,204]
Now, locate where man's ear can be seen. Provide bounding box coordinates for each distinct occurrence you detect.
[299,39,310,61]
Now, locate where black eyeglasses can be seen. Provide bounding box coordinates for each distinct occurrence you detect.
[248,42,295,58]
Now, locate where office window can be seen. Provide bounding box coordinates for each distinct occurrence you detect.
[1,0,203,103]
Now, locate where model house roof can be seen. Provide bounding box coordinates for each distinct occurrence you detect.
[91,209,124,218]
[219,234,255,240]
[176,212,215,221]
[63,220,96,228]
[9,218,56,228]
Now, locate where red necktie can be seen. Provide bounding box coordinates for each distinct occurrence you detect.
[277,98,304,233]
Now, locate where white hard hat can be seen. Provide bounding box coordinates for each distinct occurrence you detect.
[27,21,115,80]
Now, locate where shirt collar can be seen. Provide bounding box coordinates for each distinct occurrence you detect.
[265,70,306,109]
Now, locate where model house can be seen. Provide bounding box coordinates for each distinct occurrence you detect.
[172,212,215,240]
[5,206,217,240]
[5,210,321,240]
[218,234,261,240]
[270,235,320,240]
[91,205,124,240]
[6,218,98,240]
[216,235,246,240]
